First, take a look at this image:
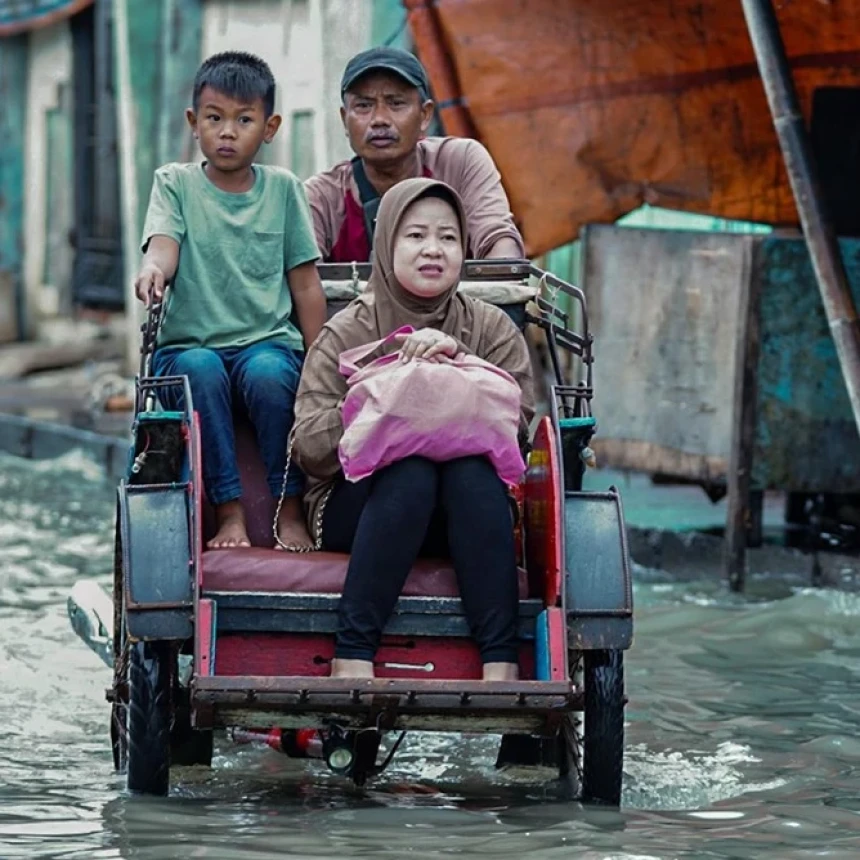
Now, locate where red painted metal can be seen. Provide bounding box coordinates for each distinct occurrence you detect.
[511,483,525,569]
[525,416,563,606]
[214,633,535,681]
[190,411,204,589]
[196,599,215,677]
[545,607,568,680]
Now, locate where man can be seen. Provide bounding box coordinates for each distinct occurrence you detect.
[305,46,525,262]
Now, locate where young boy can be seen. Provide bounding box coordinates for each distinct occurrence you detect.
[134,52,326,550]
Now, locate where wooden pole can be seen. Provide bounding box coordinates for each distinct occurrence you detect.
[724,238,762,592]
[741,0,860,437]
[112,0,142,377]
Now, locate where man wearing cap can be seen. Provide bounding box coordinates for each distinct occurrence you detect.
[305,46,525,262]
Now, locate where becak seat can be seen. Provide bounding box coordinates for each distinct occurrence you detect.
[201,416,528,598]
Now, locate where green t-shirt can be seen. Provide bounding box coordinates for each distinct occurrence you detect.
[141,162,321,351]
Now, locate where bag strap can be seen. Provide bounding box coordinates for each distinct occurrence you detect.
[351,156,381,248]
[338,325,414,377]
[273,428,329,552]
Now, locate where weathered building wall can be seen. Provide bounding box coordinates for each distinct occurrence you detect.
[201,0,370,177]
[23,21,73,322]
[5,0,394,340]
[0,35,28,342]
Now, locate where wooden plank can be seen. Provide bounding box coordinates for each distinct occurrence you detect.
[590,439,727,486]
[580,225,750,478]
[724,237,762,592]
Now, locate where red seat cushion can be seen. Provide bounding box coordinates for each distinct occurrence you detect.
[202,549,529,599]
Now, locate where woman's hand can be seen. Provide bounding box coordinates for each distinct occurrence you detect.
[394,328,460,363]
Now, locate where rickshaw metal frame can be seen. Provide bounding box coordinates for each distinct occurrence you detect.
[111,259,632,800]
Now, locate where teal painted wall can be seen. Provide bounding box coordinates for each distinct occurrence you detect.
[121,0,202,251]
[371,0,408,48]
[0,35,29,338]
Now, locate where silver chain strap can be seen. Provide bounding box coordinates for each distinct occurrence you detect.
[272,431,331,552]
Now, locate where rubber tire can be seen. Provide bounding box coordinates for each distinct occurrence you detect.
[127,641,171,796]
[111,701,128,773]
[581,649,625,806]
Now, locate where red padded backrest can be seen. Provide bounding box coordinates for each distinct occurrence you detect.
[201,414,278,547]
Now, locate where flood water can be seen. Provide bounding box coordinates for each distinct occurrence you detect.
[2,451,860,859]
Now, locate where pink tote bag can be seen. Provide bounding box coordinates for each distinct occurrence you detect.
[337,326,526,485]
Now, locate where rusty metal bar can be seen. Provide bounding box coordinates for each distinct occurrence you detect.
[741,0,860,435]
[194,676,574,697]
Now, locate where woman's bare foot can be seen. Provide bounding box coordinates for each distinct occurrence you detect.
[482,662,520,681]
[330,658,375,678]
[274,495,313,550]
[208,500,251,549]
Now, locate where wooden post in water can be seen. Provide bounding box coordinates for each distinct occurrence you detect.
[741,0,860,437]
[724,238,763,592]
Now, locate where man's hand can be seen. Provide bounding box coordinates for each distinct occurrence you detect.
[394,328,459,363]
[134,262,167,306]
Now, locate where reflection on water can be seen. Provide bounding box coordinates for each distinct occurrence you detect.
[2,451,860,859]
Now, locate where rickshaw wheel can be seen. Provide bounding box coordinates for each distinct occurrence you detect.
[113,508,212,780]
[111,700,128,773]
[111,512,128,774]
[559,649,624,805]
[127,640,171,796]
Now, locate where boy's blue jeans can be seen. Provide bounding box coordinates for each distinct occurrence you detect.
[152,340,304,505]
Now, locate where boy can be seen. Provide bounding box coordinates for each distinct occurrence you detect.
[134,52,326,550]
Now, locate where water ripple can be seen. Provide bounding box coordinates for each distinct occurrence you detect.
[1,451,859,858]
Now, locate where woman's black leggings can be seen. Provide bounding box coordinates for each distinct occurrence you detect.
[321,455,520,664]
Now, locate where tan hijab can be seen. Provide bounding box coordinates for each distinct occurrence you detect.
[294,177,535,537]
[327,177,485,351]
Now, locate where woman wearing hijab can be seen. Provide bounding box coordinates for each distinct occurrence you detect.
[292,178,534,681]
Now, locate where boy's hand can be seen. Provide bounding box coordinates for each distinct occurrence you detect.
[135,263,167,306]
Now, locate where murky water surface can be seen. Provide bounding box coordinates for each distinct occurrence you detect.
[2,451,860,859]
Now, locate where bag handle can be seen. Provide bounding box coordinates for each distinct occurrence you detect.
[338,325,414,377]
[272,428,330,552]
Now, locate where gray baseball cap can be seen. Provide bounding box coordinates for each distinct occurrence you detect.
[341,46,431,101]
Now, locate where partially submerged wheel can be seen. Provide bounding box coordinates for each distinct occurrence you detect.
[112,644,212,779]
[112,512,212,788]
[127,641,171,795]
[559,649,625,806]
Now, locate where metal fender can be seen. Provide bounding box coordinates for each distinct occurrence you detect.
[564,487,633,650]
[120,481,194,641]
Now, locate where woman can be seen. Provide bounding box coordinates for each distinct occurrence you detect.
[293,178,534,680]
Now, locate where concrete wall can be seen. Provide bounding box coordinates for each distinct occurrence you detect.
[13,0,388,338]
[201,0,370,176]
[23,22,74,322]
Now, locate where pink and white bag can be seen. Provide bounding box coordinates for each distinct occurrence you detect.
[337,325,526,485]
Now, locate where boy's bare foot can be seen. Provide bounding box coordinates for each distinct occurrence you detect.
[208,500,251,549]
[274,495,314,550]
[482,662,520,681]
[330,658,375,678]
